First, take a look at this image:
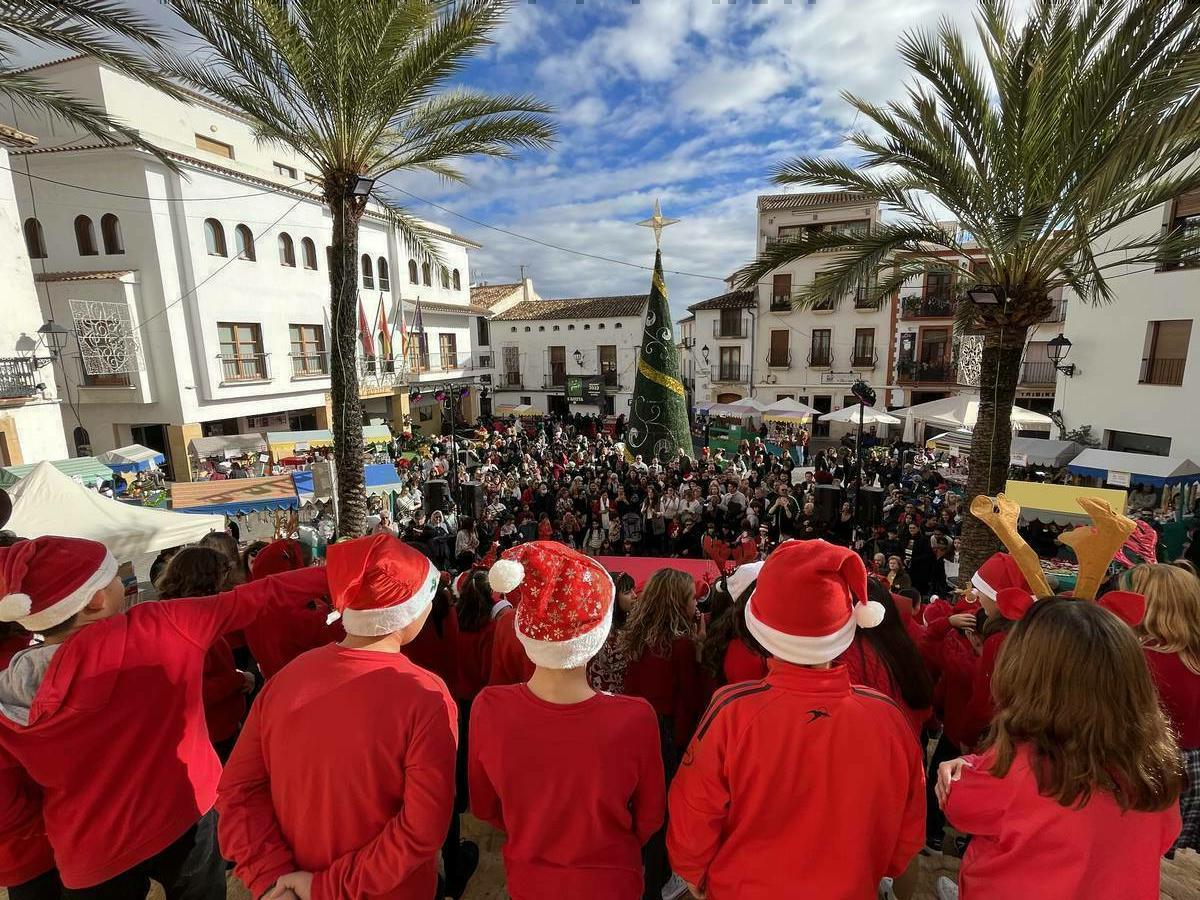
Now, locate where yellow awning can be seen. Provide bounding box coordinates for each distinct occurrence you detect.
[1003,480,1129,526]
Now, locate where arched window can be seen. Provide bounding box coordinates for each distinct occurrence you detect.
[615,322,622,329]
[421,262,431,286]
[75,215,98,256]
[440,265,450,288]
[301,237,318,270]
[278,232,295,267]
[361,254,374,289]
[598,323,605,329]
[378,257,390,290]
[408,259,418,284]
[100,214,124,254]
[203,218,227,257]
[452,268,461,291]
[538,325,545,332]
[234,224,255,261]
[23,218,47,259]
[568,324,575,330]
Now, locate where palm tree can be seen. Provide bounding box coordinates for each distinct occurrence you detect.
[160,0,555,537]
[739,0,1200,576]
[1,1,182,158]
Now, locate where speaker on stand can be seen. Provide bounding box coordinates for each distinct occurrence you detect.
[424,479,450,515]
[461,481,485,521]
[813,484,841,524]
[860,486,885,527]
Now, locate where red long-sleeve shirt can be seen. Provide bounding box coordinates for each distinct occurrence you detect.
[488,608,534,686]
[721,640,768,685]
[450,619,495,702]
[623,636,705,749]
[468,684,665,899]
[403,608,459,688]
[217,643,458,900]
[0,567,328,889]
[201,637,245,744]
[242,595,344,681]
[945,747,1180,900]
[667,663,925,900]
[1143,647,1200,749]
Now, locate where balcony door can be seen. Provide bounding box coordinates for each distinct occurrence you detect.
[718,346,741,382]
[919,327,951,378]
[599,345,617,386]
[549,345,566,386]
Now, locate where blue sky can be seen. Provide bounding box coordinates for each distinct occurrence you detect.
[18,0,1026,319]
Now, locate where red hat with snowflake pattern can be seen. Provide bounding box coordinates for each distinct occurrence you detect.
[488,540,614,669]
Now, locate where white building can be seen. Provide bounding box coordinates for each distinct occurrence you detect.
[677,313,695,410]
[0,125,70,466]
[490,290,648,417]
[1054,188,1200,458]
[684,288,757,406]
[4,55,489,479]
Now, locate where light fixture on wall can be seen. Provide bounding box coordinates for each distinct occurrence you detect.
[573,349,584,367]
[966,284,1004,306]
[1047,333,1076,377]
[350,175,376,198]
[32,319,69,369]
[701,344,710,365]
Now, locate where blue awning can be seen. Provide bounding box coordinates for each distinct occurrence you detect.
[1068,449,1200,487]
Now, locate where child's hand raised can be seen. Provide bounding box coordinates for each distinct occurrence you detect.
[936,757,973,808]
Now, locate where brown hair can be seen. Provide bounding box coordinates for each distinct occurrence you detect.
[198,532,246,585]
[156,546,234,600]
[985,598,1183,812]
[622,568,695,660]
[1126,563,1200,674]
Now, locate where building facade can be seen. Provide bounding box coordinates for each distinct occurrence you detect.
[491,293,648,417]
[6,56,489,478]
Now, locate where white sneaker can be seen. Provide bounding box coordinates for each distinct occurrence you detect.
[935,875,960,900]
[878,876,896,899]
[662,872,690,900]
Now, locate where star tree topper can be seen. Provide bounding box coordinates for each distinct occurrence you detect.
[636,198,679,248]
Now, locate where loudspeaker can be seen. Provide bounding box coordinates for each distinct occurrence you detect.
[424,479,450,514]
[860,486,885,526]
[461,481,485,520]
[814,484,841,523]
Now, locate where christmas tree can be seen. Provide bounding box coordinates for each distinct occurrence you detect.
[626,203,692,462]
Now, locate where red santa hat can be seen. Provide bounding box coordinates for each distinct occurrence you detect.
[250,539,306,580]
[971,552,1030,601]
[326,534,439,637]
[488,540,614,669]
[745,539,883,665]
[0,536,117,632]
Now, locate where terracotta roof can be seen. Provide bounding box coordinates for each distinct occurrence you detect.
[757,191,874,211]
[415,300,492,316]
[494,295,648,321]
[34,270,136,283]
[687,289,756,312]
[470,282,522,309]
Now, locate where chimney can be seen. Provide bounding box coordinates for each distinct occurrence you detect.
[522,276,533,303]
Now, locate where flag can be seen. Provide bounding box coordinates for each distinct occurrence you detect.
[357,298,375,357]
[376,293,392,358]
[393,295,407,356]
[412,295,425,336]
[625,249,692,461]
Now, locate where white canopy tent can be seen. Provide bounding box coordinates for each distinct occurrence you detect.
[98,444,165,473]
[819,404,901,426]
[762,397,818,422]
[4,461,224,560]
[899,394,1052,442]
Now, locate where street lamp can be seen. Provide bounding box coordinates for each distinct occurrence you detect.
[34,319,69,369]
[573,348,584,368]
[701,344,710,365]
[1047,333,1076,377]
[350,175,376,198]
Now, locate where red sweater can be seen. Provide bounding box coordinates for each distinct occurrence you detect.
[945,747,1180,900]
[0,636,53,887]
[722,640,768,685]
[403,608,459,688]
[450,619,495,702]
[0,567,327,889]
[217,643,458,900]
[468,685,665,899]
[623,636,705,749]
[242,594,344,681]
[202,637,245,744]
[488,608,534,686]
[836,637,930,738]
[1143,648,1200,749]
[668,663,924,899]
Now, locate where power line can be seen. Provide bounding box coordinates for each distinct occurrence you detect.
[0,160,314,202]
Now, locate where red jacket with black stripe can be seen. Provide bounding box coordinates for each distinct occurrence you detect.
[666,661,925,900]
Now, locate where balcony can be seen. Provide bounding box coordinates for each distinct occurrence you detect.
[710,364,750,384]
[770,293,792,312]
[900,293,955,319]
[854,286,877,310]
[219,352,270,384]
[851,350,879,369]
[290,352,329,378]
[79,362,131,388]
[713,318,749,339]
[0,357,39,400]
[1139,356,1187,386]
[1039,299,1067,324]
[897,358,956,384]
[767,349,791,369]
[812,297,835,313]
[807,349,833,369]
[1019,360,1056,385]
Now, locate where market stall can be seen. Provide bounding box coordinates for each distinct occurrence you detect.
[171,475,299,516]
[1068,448,1200,526]
[188,433,270,479]
[97,444,165,473]
[899,394,1052,443]
[267,425,392,463]
[1009,437,1083,468]
[5,461,222,559]
[926,429,973,456]
[1001,480,1129,526]
[0,456,114,489]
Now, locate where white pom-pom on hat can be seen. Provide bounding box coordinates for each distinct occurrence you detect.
[854,600,885,629]
[488,558,525,595]
[0,593,32,622]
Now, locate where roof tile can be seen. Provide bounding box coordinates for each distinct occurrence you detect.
[34,270,136,283]
[493,295,647,321]
[687,289,756,312]
[757,191,874,211]
[470,283,522,309]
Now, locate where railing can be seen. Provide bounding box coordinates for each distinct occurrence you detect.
[290,352,328,377]
[501,371,523,388]
[897,358,956,384]
[601,370,619,388]
[854,286,877,309]
[79,361,131,387]
[767,350,791,368]
[900,293,955,318]
[812,297,835,312]
[710,364,750,383]
[807,349,833,368]
[713,318,749,339]
[1039,299,1067,323]
[851,350,879,369]
[0,357,39,399]
[1139,356,1187,386]
[770,294,792,312]
[1019,360,1056,385]
[219,352,270,383]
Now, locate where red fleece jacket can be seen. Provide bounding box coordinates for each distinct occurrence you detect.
[201,637,245,744]
[488,608,534,686]
[0,567,328,889]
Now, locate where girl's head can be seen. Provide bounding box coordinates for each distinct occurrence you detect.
[456,570,494,633]
[1125,563,1200,674]
[856,581,934,712]
[611,572,637,628]
[622,568,696,660]
[986,597,1183,812]
[156,545,233,599]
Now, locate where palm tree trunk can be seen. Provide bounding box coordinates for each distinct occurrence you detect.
[958,326,1027,579]
[328,190,368,538]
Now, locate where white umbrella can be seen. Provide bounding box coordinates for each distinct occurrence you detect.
[722,397,768,417]
[762,397,817,422]
[898,393,1051,441]
[819,403,901,425]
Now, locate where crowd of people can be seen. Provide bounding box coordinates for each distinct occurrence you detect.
[0,413,1196,900]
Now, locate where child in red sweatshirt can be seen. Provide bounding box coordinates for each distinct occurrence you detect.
[470,542,665,899]
[218,534,459,900]
[668,540,925,900]
[936,596,1183,900]
[0,534,328,895]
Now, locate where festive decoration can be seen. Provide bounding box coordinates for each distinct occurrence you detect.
[626,202,691,462]
[702,534,759,576]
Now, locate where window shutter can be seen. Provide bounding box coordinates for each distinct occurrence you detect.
[1175,189,1200,219]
